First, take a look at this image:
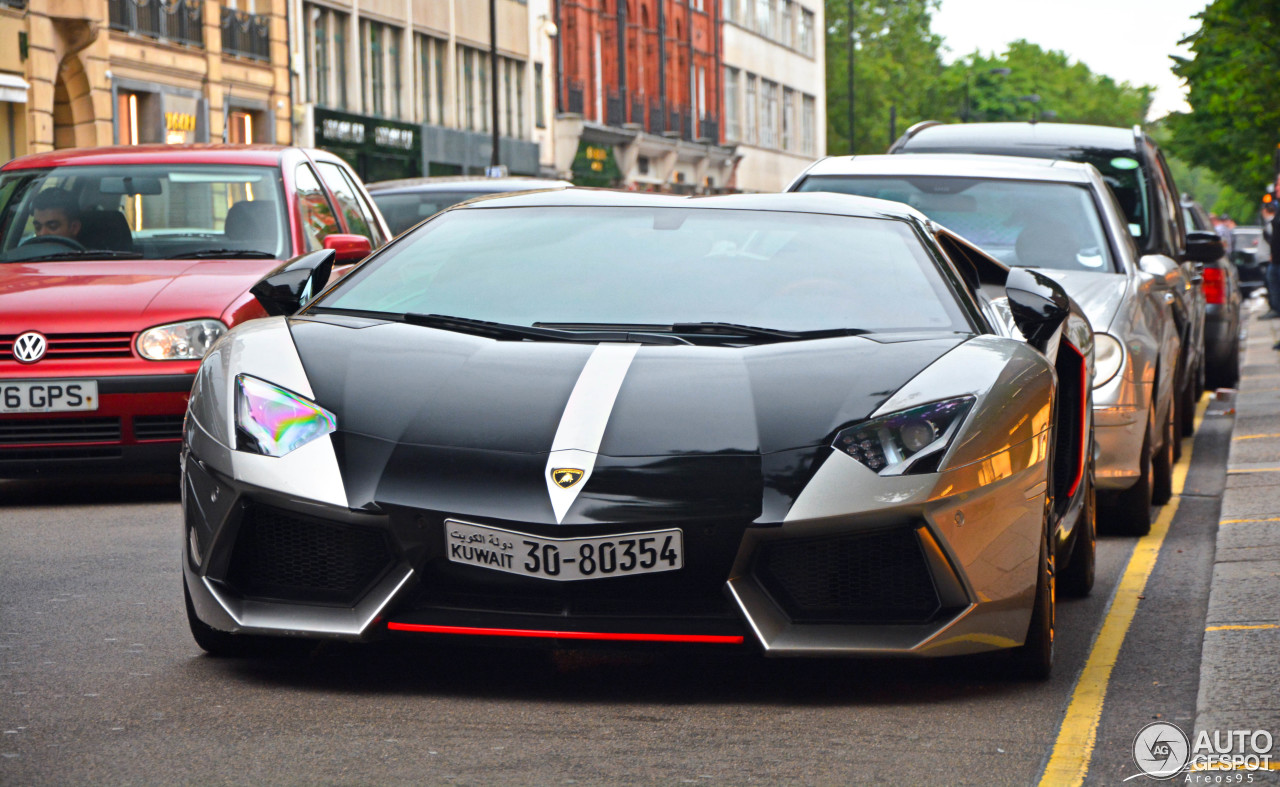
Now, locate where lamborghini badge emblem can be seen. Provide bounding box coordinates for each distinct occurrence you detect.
[551,468,584,489]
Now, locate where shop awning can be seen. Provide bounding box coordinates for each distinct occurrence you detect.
[0,73,31,104]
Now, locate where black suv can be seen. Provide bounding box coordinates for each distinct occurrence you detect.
[888,121,1207,436]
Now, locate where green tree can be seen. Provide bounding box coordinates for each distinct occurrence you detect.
[825,0,948,154]
[1168,0,1280,205]
[946,41,1152,127]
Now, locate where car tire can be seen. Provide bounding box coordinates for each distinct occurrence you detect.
[1101,409,1154,536]
[1060,464,1096,598]
[1011,525,1055,680]
[1181,361,1200,438]
[1207,336,1241,389]
[1153,397,1175,506]
[184,576,283,658]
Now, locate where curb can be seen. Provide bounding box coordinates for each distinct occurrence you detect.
[1194,297,1280,744]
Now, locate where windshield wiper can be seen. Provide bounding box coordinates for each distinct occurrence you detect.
[9,249,143,261]
[672,322,869,341]
[405,313,691,344]
[538,321,869,344]
[169,249,277,259]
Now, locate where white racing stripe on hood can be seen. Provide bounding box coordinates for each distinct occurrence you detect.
[222,318,349,509]
[545,343,640,523]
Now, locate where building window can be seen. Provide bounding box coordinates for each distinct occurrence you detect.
[305,5,349,108]
[799,9,814,55]
[434,40,446,125]
[308,7,327,105]
[801,93,816,154]
[391,29,402,121]
[761,80,778,148]
[535,62,546,128]
[724,67,740,142]
[780,0,794,48]
[723,0,737,23]
[418,35,432,124]
[744,73,757,145]
[504,59,513,136]
[360,20,403,119]
[335,13,347,107]
[459,48,474,130]
[514,61,526,137]
[478,50,489,132]
[754,0,771,37]
[697,67,707,121]
[778,88,788,151]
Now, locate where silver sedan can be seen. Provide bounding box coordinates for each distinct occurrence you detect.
[789,153,1181,535]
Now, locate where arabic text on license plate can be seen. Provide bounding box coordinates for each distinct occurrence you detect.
[445,520,683,581]
[1,380,99,414]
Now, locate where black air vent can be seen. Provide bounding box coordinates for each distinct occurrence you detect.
[754,528,941,624]
[226,504,395,605]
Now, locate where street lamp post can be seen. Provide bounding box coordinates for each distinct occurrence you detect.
[847,0,855,153]
[489,0,501,173]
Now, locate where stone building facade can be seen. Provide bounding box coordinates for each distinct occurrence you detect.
[0,0,290,165]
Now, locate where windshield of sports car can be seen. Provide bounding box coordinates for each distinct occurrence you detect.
[0,164,287,262]
[797,176,1117,274]
[316,206,972,335]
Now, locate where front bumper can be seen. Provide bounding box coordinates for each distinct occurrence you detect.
[1092,405,1146,490]
[183,433,1050,658]
[0,374,193,476]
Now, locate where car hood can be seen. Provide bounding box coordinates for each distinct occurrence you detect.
[1034,269,1128,333]
[287,317,969,524]
[0,258,282,332]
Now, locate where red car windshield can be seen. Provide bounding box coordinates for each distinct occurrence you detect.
[0,164,288,262]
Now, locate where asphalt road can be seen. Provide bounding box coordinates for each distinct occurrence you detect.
[0,410,1231,786]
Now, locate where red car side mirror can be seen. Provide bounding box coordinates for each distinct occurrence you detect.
[323,233,373,265]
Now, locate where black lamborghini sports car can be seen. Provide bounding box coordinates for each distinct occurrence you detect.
[181,190,1095,678]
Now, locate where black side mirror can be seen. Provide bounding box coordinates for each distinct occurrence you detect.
[250,249,335,316]
[1006,267,1071,354]
[1185,230,1225,264]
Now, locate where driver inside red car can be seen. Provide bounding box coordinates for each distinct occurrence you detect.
[31,189,82,241]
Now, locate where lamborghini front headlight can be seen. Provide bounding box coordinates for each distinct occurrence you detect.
[833,396,975,475]
[234,374,336,457]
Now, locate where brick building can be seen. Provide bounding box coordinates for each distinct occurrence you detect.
[548,0,737,192]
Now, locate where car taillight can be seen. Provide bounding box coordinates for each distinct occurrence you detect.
[1203,267,1226,305]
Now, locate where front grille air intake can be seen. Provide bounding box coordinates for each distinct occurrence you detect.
[1,332,134,361]
[0,417,122,445]
[133,415,185,441]
[753,528,941,624]
[226,504,395,605]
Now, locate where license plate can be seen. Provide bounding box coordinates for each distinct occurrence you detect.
[445,520,684,581]
[1,380,99,413]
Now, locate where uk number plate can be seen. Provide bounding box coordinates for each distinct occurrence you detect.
[445,520,684,581]
[1,380,99,414]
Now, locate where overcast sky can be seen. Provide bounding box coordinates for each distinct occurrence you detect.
[931,0,1210,119]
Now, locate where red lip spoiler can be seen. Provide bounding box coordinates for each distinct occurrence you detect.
[387,622,744,644]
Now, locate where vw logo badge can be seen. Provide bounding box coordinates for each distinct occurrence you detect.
[13,331,48,364]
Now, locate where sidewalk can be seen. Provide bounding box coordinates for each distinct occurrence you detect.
[1195,298,1280,741]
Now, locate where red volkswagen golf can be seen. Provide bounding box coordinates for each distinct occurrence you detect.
[0,145,390,477]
